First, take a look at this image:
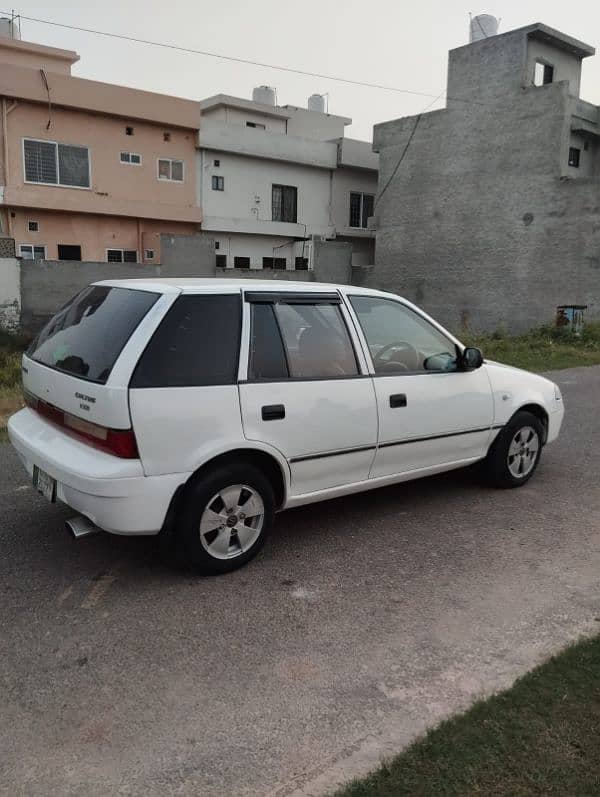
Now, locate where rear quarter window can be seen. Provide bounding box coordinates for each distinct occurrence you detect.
[130,294,241,387]
[28,286,158,384]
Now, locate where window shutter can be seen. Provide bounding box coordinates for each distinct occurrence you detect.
[57,144,90,187]
[24,140,57,184]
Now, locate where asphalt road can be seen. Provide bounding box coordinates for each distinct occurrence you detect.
[2,366,600,797]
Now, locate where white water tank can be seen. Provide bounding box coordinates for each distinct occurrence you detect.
[252,86,276,106]
[469,14,499,42]
[0,16,21,39]
[307,94,325,113]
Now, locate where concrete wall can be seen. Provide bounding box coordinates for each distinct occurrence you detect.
[313,240,352,285]
[0,257,20,331]
[19,259,161,330]
[373,30,600,336]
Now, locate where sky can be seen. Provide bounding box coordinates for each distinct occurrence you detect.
[5,0,600,140]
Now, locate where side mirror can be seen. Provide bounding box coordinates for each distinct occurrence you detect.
[461,347,484,370]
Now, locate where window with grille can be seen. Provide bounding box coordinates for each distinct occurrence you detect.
[157,158,184,182]
[272,184,297,223]
[24,139,90,188]
[295,257,309,270]
[145,250,155,260]
[120,152,142,165]
[568,147,581,168]
[349,192,374,228]
[28,221,39,232]
[107,249,138,263]
[19,244,46,260]
[216,254,227,268]
[212,175,225,191]
[234,256,251,269]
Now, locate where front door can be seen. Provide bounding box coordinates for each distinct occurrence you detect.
[346,294,494,478]
[239,292,378,496]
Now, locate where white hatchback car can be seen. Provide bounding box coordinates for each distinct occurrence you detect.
[9,279,564,574]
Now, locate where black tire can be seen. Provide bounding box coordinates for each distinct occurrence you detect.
[482,410,545,488]
[174,462,275,575]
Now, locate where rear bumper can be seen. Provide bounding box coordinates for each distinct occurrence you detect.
[8,408,188,535]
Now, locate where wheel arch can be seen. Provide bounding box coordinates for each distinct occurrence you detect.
[512,403,549,444]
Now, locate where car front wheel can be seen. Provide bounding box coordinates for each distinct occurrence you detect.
[483,410,545,488]
[175,462,275,574]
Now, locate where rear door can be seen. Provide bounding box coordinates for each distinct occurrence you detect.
[238,291,378,496]
[23,283,172,429]
[129,290,246,476]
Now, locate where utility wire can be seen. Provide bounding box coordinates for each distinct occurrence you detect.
[3,10,490,107]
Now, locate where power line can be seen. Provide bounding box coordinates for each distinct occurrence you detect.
[2,10,489,107]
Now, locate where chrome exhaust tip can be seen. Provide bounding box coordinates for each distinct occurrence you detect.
[65,515,100,540]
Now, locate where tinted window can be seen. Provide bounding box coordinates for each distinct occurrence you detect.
[275,303,358,378]
[248,304,289,380]
[349,295,457,374]
[28,286,158,384]
[131,294,241,388]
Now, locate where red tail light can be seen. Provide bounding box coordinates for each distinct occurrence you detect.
[24,391,138,459]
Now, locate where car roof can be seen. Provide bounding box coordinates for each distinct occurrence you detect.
[93,277,397,299]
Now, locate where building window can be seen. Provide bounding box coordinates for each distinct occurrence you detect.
[295,256,309,270]
[163,132,171,142]
[568,147,581,168]
[234,256,251,269]
[246,121,266,130]
[145,249,155,260]
[274,257,287,270]
[107,249,138,263]
[349,192,374,228]
[534,61,554,86]
[27,220,39,232]
[272,184,297,223]
[262,257,273,269]
[216,254,227,268]
[23,138,90,188]
[215,241,220,250]
[120,152,142,165]
[157,158,184,182]
[212,175,225,191]
[126,126,134,136]
[19,244,46,260]
[57,245,81,261]
[214,159,220,167]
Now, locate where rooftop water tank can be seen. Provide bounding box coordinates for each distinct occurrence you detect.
[252,86,276,106]
[469,14,499,42]
[0,16,21,39]
[307,94,325,113]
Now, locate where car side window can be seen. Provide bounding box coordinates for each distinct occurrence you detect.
[348,295,458,374]
[131,294,241,387]
[248,301,358,380]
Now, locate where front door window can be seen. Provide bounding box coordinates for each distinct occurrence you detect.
[348,295,458,374]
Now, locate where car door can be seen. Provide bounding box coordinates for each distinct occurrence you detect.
[345,293,494,479]
[238,291,378,496]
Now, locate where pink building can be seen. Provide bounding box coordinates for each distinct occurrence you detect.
[0,31,201,264]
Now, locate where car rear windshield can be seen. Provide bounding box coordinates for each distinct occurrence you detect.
[28,286,159,384]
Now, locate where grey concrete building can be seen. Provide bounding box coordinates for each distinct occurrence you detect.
[372,23,600,334]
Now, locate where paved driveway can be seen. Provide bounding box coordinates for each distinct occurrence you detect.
[2,366,599,797]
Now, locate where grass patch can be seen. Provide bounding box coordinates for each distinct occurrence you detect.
[467,322,600,372]
[0,329,27,434]
[332,635,600,797]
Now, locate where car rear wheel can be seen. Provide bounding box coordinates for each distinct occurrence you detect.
[482,410,545,488]
[175,463,275,574]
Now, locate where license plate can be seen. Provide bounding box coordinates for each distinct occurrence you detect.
[33,466,56,503]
